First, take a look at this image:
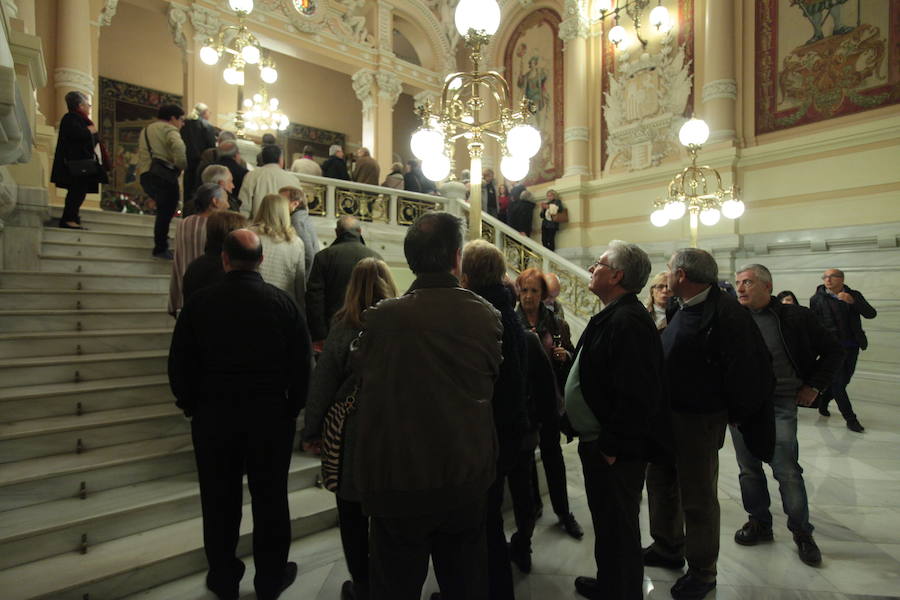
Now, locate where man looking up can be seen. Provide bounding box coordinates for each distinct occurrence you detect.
[732,264,843,567]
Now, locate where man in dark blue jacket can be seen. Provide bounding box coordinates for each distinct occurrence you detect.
[809,268,877,432]
[565,240,671,600]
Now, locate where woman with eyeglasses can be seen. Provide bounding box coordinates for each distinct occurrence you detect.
[646,272,673,330]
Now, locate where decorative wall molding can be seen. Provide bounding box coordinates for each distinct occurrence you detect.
[376,71,403,107]
[563,165,591,177]
[352,68,377,112]
[702,78,737,103]
[189,5,221,43]
[98,0,119,27]
[378,1,394,51]
[53,67,94,95]
[559,0,589,44]
[167,5,188,53]
[564,126,589,143]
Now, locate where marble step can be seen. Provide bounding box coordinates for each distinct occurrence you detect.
[43,241,162,260]
[0,349,168,388]
[43,227,156,246]
[0,374,171,422]
[40,255,172,276]
[0,289,166,311]
[0,308,172,333]
[0,452,322,572]
[0,485,337,600]
[0,271,170,292]
[0,328,171,359]
[0,434,195,512]
[0,403,187,464]
[50,206,161,228]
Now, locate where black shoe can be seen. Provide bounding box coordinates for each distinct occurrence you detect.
[341,580,356,600]
[429,595,442,600]
[846,418,865,433]
[258,562,298,600]
[734,519,774,546]
[152,249,174,260]
[671,572,716,600]
[794,533,822,566]
[818,405,831,417]
[509,532,532,574]
[574,576,602,599]
[642,546,685,570]
[559,512,584,540]
[206,560,245,600]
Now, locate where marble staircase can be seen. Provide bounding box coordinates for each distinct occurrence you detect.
[0,209,337,599]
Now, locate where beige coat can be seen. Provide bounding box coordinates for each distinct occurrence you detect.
[137,121,187,174]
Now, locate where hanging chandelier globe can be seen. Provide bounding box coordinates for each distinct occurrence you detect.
[455,0,501,36]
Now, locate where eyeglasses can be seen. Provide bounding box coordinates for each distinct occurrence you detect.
[822,274,844,280]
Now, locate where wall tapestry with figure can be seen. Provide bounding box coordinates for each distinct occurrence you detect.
[98,77,183,213]
[756,0,900,135]
[504,8,564,186]
[601,0,694,174]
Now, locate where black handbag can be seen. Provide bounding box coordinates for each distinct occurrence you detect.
[144,128,180,185]
[66,158,100,177]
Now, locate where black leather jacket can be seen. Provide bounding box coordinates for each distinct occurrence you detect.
[809,284,877,350]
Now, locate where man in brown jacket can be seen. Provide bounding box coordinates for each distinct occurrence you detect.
[352,212,503,600]
[352,147,380,185]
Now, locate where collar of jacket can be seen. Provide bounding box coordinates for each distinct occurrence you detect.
[666,284,724,330]
[576,293,638,353]
[815,283,853,297]
[408,271,460,292]
[333,231,365,245]
[225,270,264,282]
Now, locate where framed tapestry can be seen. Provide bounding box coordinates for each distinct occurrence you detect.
[504,8,564,186]
[756,0,900,135]
[98,77,183,212]
[600,0,694,174]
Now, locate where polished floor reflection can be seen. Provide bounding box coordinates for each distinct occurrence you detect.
[130,396,900,600]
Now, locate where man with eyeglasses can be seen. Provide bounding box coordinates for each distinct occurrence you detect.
[809,268,877,432]
[644,248,774,600]
[732,264,843,566]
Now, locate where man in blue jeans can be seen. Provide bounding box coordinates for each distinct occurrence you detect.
[733,264,844,566]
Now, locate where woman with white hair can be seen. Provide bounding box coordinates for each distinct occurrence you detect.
[180,102,217,204]
[251,194,307,308]
[321,144,350,181]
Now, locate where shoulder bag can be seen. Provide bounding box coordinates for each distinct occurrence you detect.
[319,385,358,493]
[144,127,181,185]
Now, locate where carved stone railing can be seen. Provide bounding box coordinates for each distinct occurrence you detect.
[291,172,598,330]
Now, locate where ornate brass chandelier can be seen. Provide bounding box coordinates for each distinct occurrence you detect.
[594,0,675,50]
[242,89,290,133]
[410,0,541,240]
[199,0,278,86]
[651,118,745,247]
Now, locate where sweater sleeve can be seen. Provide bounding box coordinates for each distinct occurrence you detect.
[238,173,253,218]
[168,305,201,417]
[304,328,352,440]
[850,290,877,319]
[804,308,845,391]
[305,252,328,341]
[294,240,306,312]
[167,128,188,171]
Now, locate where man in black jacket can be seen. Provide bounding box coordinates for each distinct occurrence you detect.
[732,264,843,567]
[565,241,670,600]
[645,248,774,600]
[169,230,311,600]
[809,268,877,432]
[305,216,382,343]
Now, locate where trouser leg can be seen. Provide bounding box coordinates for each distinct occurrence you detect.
[645,460,685,560]
[337,497,370,588]
[731,425,773,527]
[247,415,295,599]
[541,229,556,251]
[579,441,645,600]
[152,181,179,254]
[539,418,570,517]
[508,447,537,540]
[769,397,813,535]
[430,499,489,600]
[831,347,859,421]
[485,467,514,600]
[369,515,432,600]
[61,183,88,224]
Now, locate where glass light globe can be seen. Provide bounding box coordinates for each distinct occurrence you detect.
[649,5,672,32]
[501,155,530,182]
[200,45,220,66]
[455,0,501,37]
[411,127,445,160]
[721,199,745,220]
[506,125,541,159]
[421,154,451,182]
[243,99,253,108]
[260,66,278,84]
[595,0,613,14]
[608,24,628,47]
[699,207,721,226]
[679,118,710,147]
[229,0,254,13]
[241,44,261,65]
[664,200,686,220]
[445,74,463,91]
[650,209,670,227]
[223,67,244,86]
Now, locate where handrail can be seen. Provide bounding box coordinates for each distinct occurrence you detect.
[289,172,600,324]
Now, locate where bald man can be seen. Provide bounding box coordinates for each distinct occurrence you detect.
[544,272,567,322]
[169,229,312,600]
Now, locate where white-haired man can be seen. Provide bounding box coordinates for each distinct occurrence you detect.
[322,144,350,181]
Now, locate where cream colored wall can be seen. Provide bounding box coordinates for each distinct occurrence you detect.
[392,93,418,164]
[34,0,56,123]
[98,1,183,96]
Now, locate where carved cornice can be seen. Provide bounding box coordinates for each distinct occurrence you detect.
[189,5,221,43]
[559,0,588,43]
[99,0,118,27]
[564,127,590,143]
[352,68,377,112]
[167,5,188,53]
[376,71,403,107]
[53,68,94,95]
[702,78,738,103]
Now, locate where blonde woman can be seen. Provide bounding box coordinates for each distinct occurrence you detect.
[303,257,399,600]
[251,194,306,308]
[646,272,672,330]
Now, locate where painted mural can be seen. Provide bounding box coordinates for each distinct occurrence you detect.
[504,9,564,186]
[601,0,694,174]
[756,0,900,135]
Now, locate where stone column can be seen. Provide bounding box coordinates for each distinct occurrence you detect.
[560,2,590,178]
[353,68,401,174]
[701,0,737,144]
[54,0,94,120]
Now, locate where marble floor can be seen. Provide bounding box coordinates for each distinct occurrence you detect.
[132,398,900,600]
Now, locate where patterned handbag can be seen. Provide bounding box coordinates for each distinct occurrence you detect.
[320,385,358,493]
